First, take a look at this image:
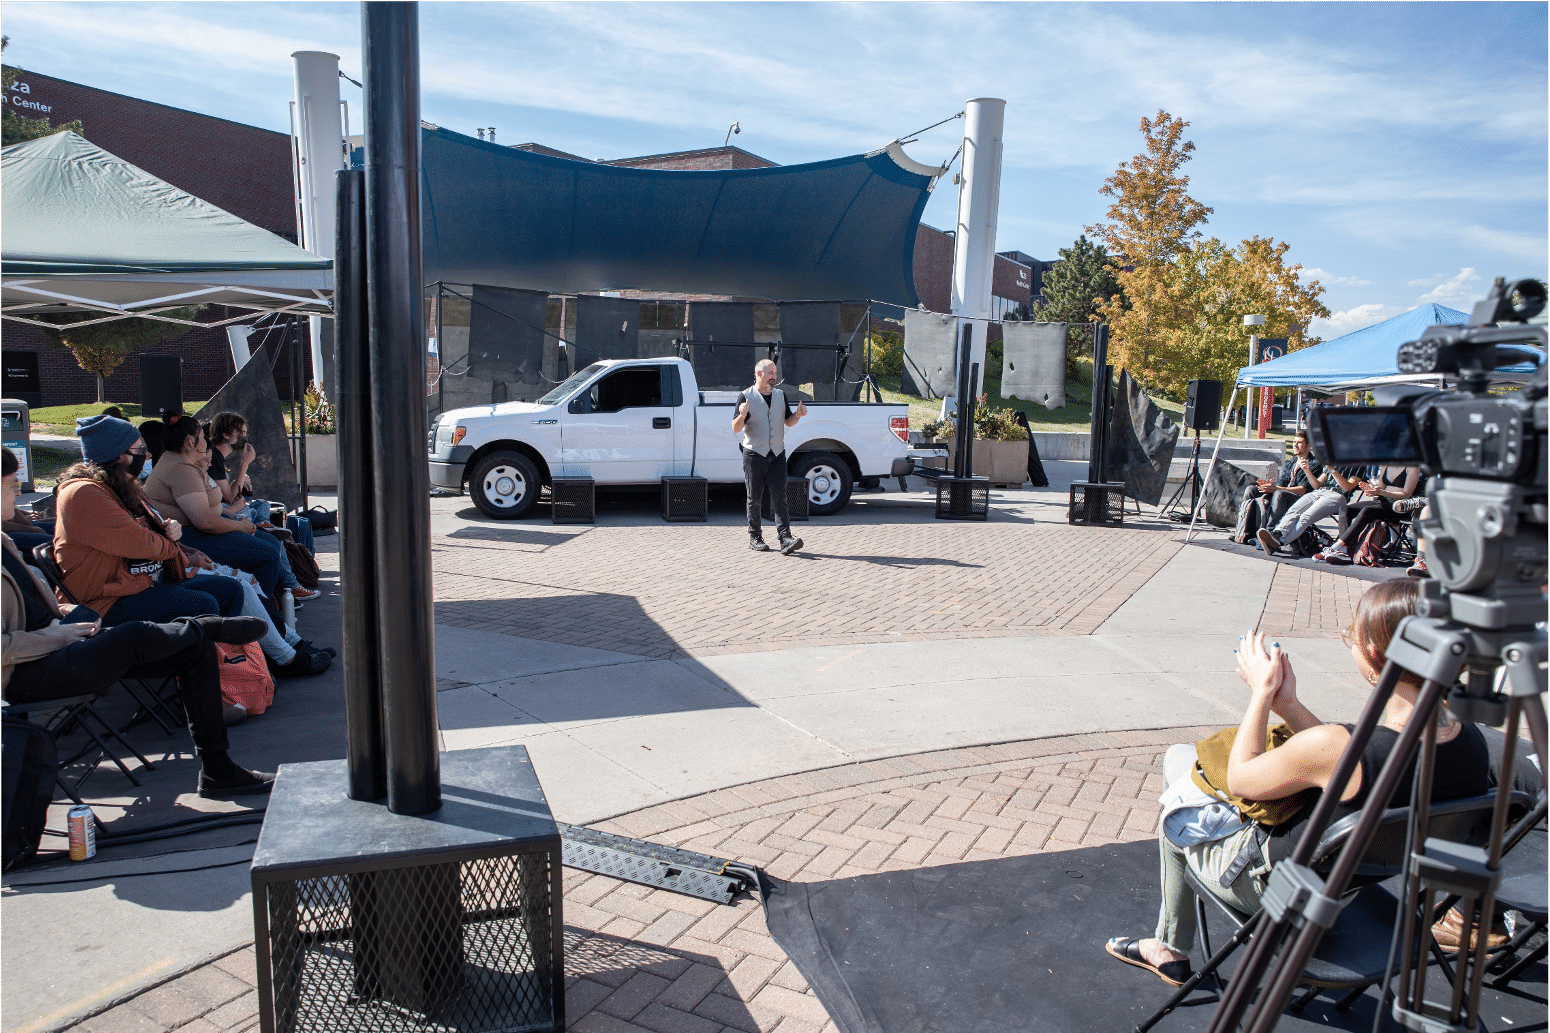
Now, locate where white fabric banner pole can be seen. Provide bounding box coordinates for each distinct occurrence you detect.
[292,51,345,398]
[950,98,1005,400]
[1187,383,1240,542]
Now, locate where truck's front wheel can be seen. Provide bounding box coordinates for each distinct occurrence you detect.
[469,451,541,519]
[792,451,853,516]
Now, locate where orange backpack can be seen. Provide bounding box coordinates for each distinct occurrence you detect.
[216,641,276,715]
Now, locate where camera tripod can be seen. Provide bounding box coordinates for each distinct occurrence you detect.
[1202,482,1547,1033]
[1162,430,1205,522]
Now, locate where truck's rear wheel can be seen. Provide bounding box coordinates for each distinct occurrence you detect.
[469,451,540,519]
[792,451,852,516]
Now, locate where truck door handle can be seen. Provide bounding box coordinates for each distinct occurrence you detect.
[652,417,672,429]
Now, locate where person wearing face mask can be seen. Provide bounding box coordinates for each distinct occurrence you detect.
[54,415,248,626]
[141,414,286,603]
[5,447,275,796]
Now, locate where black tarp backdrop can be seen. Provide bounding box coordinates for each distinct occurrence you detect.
[1103,370,1180,507]
[1000,321,1067,410]
[194,348,301,510]
[574,295,641,363]
[1201,458,1259,526]
[688,302,758,390]
[776,301,840,391]
[900,310,957,399]
[468,284,548,384]
[418,128,934,307]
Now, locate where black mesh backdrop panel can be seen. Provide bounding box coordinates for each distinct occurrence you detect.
[469,285,549,384]
[901,310,957,398]
[574,295,641,363]
[1001,321,1068,410]
[1103,370,1180,506]
[689,302,758,390]
[776,302,840,390]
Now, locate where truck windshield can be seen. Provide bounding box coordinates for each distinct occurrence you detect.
[537,363,605,405]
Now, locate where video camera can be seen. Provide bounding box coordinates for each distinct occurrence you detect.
[1307,276,1547,632]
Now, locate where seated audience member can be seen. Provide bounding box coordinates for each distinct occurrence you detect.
[1256,464,1365,558]
[1315,464,1422,564]
[206,411,254,505]
[1104,578,1491,987]
[1404,500,1430,578]
[1247,430,1323,532]
[205,412,319,600]
[3,530,275,797]
[181,544,332,677]
[55,415,248,626]
[141,415,287,602]
[1,451,52,555]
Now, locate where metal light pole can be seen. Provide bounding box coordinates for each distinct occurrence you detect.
[1243,314,1265,439]
[362,0,439,816]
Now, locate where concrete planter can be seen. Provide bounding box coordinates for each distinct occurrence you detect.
[927,438,1028,485]
[301,434,338,489]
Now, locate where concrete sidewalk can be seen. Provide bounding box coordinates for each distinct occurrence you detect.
[2,466,1383,1033]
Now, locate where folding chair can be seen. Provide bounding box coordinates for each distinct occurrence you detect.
[1489,817,1546,988]
[1137,792,1521,1032]
[31,543,181,736]
[7,688,157,788]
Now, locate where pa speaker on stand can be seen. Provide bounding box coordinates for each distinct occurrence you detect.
[1182,378,1221,432]
[1164,380,1221,521]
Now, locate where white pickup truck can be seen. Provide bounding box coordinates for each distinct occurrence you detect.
[428,357,913,518]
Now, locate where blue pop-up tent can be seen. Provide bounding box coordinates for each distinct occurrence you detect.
[1236,304,1469,388]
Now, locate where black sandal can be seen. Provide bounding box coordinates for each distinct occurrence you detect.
[1105,937,1191,987]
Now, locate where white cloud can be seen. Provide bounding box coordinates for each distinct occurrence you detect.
[1302,268,1374,287]
[1414,268,1483,307]
[1311,303,1397,339]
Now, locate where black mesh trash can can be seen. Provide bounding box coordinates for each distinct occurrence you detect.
[661,477,708,522]
[550,477,595,524]
[251,746,564,1033]
[935,476,990,520]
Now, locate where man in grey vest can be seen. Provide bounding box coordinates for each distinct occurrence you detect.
[732,359,808,553]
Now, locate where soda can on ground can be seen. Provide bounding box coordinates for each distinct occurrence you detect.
[67,804,96,861]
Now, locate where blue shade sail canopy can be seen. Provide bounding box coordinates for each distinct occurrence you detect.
[420,128,937,307]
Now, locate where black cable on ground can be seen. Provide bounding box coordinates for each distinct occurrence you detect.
[7,852,256,887]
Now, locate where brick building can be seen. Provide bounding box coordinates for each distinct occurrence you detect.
[2,69,312,407]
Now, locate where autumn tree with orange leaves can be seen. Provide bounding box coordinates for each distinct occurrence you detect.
[1087,110,1326,398]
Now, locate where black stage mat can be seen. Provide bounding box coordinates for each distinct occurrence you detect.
[762,840,1546,1033]
[1185,535,1408,583]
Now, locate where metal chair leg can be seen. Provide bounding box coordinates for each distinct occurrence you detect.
[1334,983,1367,1011]
[1492,937,1547,987]
[81,707,156,774]
[121,679,179,735]
[1134,916,1260,1033]
[1288,984,1321,1012]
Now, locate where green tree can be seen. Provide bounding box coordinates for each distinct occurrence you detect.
[1032,234,1123,377]
[2,39,83,145]
[1152,236,1329,398]
[1087,110,1213,389]
[42,309,204,403]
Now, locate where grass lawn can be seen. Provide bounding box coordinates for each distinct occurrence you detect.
[25,443,83,490]
[28,401,208,436]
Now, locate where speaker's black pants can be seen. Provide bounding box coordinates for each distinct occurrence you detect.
[743,449,790,541]
[4,620,229,755]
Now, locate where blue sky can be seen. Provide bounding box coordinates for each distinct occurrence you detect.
[4,1,1545,339]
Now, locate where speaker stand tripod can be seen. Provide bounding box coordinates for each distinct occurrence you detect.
[1163,430,1204,522]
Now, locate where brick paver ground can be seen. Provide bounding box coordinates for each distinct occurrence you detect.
[432,520,1185,658]
[67,728,1214,1033]
[1257,562,1370,640]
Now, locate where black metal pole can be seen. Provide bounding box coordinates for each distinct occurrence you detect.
[953,321,974,478]
[363,0,439,816]
[1087,324,1108,484]
[334,166,386,802]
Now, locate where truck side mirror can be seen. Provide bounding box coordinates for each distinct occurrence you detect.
[568,395,589,414]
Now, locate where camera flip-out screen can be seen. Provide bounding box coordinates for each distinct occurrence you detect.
[1312,406,1424,466]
